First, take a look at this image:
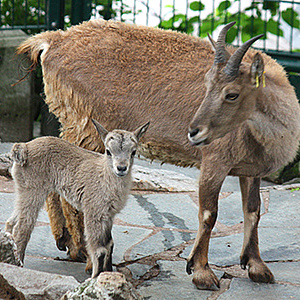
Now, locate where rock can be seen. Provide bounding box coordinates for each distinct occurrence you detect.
[0,153,12,177]
[0,262,79,300]
[62,272,143,300]
[132,165,196,192]
[0,229,21,266]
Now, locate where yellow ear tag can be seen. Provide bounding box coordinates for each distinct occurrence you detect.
[262,71,266,88]
[256,73,259,88]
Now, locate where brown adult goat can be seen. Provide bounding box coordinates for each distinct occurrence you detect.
[17,20,300,290]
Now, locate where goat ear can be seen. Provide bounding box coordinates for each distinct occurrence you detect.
[250,53,264,86]
[92,119,108,142]
[133,122,150,141]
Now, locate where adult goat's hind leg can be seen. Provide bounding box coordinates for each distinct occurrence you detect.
[186,156,229,290]
[46,192,70,252]
[9,189,46,263]
[239,177,274,283]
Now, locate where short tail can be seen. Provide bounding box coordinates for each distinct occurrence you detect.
[17,30,61,70]
[0,153,13,177]
[11,143,28,167]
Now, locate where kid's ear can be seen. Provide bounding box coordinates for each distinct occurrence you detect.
[92,119,108,143]
[133,122,150,141]
[251,52,264,87]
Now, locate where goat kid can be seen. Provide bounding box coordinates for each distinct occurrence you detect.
[5,119,149,278]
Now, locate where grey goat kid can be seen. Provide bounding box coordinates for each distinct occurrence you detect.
[5,119,149,278]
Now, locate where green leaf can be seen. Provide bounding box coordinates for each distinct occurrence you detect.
[282,8,300,28]
[226,26,237,43]
[241,30,252,43]
[263,0,279,17]
[217,1,231,14]
[241,18,265,39]
[190,1,205,12]
[267,19,284,37]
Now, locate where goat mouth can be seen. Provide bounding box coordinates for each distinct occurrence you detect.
[115,172,128,177]
[191,139,208,147]
[188,136,208,147]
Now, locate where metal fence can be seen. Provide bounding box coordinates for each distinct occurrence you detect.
[1,0,300,72]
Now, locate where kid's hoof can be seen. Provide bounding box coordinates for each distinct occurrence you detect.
[248,260,275,283]
[192,267,220,291]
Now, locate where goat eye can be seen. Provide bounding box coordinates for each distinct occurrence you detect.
[131,150,136,157]
[225,93,239,102]
[106,149,112,156]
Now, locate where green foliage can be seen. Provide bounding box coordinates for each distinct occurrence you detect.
[1,0,46,32]
[158,0,300,46]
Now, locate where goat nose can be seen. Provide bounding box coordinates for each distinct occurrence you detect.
[189,128,199,138]
[117,166,127,172]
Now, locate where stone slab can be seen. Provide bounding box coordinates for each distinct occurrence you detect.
[0,143,13,154]
[260,190,300,227]
[112,224,153,264]
[218,191,265,227]
[0,262,79,300]
[132,165,197,192]
[24,256,89,283]
[181,226,300,266]
[218,277,300,300]
[138,260,223,300]
[25,225,68,259]
[129,229,195,261]
[268,261,300,285]
[119,193,199,230]
[127,263,153,280]
[0,192,49,224]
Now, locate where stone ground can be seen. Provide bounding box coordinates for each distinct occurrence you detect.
[0,142,300,299]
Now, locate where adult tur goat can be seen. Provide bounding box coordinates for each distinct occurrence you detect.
[17,20,300,290]
[5,120,149,278]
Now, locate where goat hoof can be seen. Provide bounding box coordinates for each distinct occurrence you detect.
[85,266,92,275]
[56,227,71,252]
[186,258,194,275]
[192,266,220,291]
[56,238,67,251]
[248,260,275,283]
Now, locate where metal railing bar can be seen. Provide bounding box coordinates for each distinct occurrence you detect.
[133,0,136,23]
[185,0,188,32]
[277,4,281,51]
[172,0,175,30]
[12,0,15,27]
[198,1,201,37]
[146,0,149,26]
[0,25,47,30]
[211,0,215,37]
[290,0,295,52]
[25,0,28,27]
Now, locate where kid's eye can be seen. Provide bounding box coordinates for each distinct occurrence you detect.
[131,150,136,157]
[106,149,112,156]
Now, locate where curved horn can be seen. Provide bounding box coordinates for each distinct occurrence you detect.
[214,21,236,64]
[223,34,264,79]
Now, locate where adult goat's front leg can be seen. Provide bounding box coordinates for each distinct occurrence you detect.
[186,160,228,290]
[239,177,274,283]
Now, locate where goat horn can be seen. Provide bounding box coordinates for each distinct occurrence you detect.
[223,34,264,79]
[214,21,236,64]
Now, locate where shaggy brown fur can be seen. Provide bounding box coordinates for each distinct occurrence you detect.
[17,20,300,289]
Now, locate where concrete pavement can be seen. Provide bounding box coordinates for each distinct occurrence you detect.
[0,142,299,299]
